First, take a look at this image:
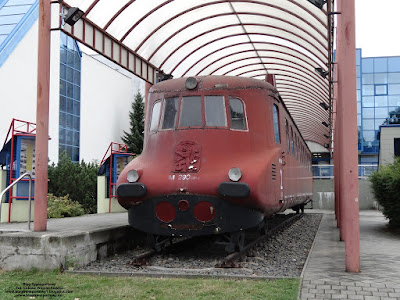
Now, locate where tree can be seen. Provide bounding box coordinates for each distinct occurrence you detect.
[122,91,144,154]
[48,152,99,214]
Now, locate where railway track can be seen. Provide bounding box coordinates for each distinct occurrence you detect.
[215,213,303,268]
[128,213,303,268]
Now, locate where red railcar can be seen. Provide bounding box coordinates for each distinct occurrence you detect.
[117,75,312,239]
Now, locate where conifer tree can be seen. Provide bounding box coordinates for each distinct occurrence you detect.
[122,91,144,154]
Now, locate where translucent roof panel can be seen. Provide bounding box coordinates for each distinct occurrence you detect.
[60,0,333,146]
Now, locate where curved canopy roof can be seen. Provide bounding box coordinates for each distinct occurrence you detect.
[57,0,334,146]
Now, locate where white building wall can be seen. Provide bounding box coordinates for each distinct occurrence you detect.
[1,21,145,165]
[0,21,60,163]
[379,126,400,166]
[80,53,138,163]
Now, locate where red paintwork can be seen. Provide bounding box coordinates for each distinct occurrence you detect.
[117,75,312,224]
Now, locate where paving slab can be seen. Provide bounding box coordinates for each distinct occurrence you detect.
[300,210,400,300]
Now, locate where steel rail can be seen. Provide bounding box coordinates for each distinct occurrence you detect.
[215,213,303,268]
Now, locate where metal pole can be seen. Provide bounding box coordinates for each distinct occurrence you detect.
[34,0,51,231]
[337,0,360,272]
[28,173,32,230]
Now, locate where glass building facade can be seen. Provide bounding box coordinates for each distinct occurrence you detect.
[357,49,400,164]
[59,33,81,162]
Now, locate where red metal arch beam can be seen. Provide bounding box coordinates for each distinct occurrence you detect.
[281,98,329,122]
[277,86,328,111]
[181,41,326,77]
[137,10,327,59]
[275,78,328,104]
[103,0,136,30]
[208,55,327,89]
[195,48,325,80]
[230,67,329,98]
[275,73,330,99]
[219,61,329,92]
[157,24,328,71]
[114,0,327,47]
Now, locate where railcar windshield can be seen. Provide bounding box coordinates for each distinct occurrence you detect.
[161,97,179,129]
[150,101,161,133]
[229,97,247,130]
[179,96,202,127]
[205,95,226,127]
[149,95,247,132]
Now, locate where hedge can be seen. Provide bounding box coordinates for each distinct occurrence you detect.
[369,158,400,228]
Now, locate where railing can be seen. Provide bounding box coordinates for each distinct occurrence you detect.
[0,172,33,230]
[312,165,378,179]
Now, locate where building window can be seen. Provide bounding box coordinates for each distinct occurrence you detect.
[59,33,81,162]
[375,84,387,96]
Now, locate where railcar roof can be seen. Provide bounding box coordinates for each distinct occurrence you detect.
[56,0,333,147]
[149,76,275,94]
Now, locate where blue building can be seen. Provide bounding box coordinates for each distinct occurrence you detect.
[357,49,400,164]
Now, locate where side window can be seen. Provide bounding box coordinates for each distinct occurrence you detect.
[179,96,202,127]
[229,97,247,130]
[205,95,227,127]
[161,97,179,129]
[272,105,280,143]
[290,127,294,155]
[285,120,290,152]
[150,101,161,133]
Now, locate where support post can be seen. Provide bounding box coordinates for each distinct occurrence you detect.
[337,0,360,272]
[34,0,51,231]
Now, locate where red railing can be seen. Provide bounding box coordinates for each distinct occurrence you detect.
[2,119,36,222]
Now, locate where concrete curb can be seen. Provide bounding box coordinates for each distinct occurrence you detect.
[297,212,325,300]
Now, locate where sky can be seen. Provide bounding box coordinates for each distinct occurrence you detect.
[355,0,400,58]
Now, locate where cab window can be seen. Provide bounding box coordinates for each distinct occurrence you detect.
[229,97,246,130]
[205,95,227,127]
[179,96,202,127]
[150,101,161,132]
[272,105,280,143]
[161,97,179,129]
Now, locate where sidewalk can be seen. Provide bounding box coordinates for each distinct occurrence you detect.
[300,210,400,299]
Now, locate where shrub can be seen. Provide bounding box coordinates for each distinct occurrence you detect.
[48,152,99,214]
[47,194,85,218]
[370,158,400,228]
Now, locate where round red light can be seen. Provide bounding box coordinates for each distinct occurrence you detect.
[193,201,216,223]
[178,200,190,212]
[155,201,176,223]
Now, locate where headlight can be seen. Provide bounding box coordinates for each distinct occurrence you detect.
[127,169,139,183]
[228,167,242,182]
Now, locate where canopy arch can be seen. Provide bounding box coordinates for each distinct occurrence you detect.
[56,0,334,147]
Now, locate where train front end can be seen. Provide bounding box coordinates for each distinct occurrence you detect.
[116,76,278,237]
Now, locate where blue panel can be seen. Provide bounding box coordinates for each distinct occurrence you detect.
[0,0,38,67]
[389,73,400,84]
[0,5,31,15]
[362,58,374,73]
[388,57,400,72]
[389,84,400,95]
[374,57,388,73]
[362,85,374,96]
[375,85,387,96]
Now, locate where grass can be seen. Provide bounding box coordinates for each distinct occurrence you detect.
[0,269,299,300]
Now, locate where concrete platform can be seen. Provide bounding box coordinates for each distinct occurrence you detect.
[300,210,400,300]
[0,213,143,270]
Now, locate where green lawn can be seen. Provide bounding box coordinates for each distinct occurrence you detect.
[0,270,299,300]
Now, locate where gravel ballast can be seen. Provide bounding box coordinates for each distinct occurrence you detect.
[74,213,322,278]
